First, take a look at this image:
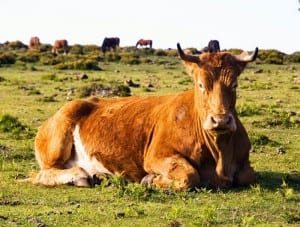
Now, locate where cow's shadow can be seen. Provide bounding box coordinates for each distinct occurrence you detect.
[254,170,300,192]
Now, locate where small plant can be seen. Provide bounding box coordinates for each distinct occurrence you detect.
[0,114,34,139]
[250,133,270,147]
[236,103,261,117]
[113,85,131,97]
[201,204,217,225]
[41,74,57,81]
[276,179,295,199]
[241,215,256,227]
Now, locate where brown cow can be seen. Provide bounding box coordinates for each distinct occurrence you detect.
[29,37,41,50]
[136,39,153,48]
[52,39,68,54]
[26,43,258,190]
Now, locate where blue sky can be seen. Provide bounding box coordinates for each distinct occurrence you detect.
[1,0,299,53]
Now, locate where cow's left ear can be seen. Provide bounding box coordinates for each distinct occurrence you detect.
[177,43,201,77]
[181,60,200,78]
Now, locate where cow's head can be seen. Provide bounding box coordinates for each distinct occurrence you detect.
[177,43,258,135]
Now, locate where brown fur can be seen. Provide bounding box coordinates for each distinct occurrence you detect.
[52,39,68,54]
[136,39,152,48]
[28,49,256,190]
[29,37,40,49]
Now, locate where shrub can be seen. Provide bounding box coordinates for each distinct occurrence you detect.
[78,83,131,98]
[18,52,40,63]
[154,49,167,56]
[0,53,16,65]
[114,85,131,97]
[40,55,60,65]
[55,59,101,70]
[120,53,141,65]
[82,45,100,54]
[104,53,121,62]
[166,49,179,57]
[39,44,52,52]
[7,40,27,49]
[258,49,286,64]
[69,44,84,55]
[287,52,300,63]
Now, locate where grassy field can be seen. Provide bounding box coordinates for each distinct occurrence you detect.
[0,53,300,226]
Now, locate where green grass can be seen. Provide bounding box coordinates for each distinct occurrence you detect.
[0,58,300,226]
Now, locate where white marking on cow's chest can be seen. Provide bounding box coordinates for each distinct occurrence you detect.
[64,125,112,175]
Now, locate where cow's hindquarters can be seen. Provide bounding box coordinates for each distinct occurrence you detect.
[30,100,112,187]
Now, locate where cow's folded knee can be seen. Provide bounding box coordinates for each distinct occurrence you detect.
[234,165,255,186]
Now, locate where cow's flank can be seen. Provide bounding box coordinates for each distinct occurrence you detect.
[26,43,258,190]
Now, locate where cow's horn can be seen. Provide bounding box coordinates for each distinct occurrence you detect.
[235,47,259,62]
[177,43,200,63]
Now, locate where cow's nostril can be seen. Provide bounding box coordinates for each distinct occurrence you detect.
[211,116,217,124]
[211,115,233,128]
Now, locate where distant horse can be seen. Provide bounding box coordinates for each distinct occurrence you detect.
[136,39,152,48]
[52,39,68,54]
[29,36,41,50]
[101,37,120,53]
[201,40,220,53]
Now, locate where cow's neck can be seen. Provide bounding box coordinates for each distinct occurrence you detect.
[195,113,235,183]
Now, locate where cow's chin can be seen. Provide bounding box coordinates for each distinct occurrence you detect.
[205,127,236,136]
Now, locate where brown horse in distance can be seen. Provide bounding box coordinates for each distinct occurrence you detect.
[136,39,152,48]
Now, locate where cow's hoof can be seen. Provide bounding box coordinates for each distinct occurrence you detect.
[141,174,156,185]
[73,177,94,187]
[92,173,110,185]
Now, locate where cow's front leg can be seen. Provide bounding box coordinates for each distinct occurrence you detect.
[233,162,255,186]
[143,155,200,190]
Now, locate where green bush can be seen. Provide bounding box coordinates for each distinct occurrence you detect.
[258,49,286,64]
[120,53,141,65]
[166,49,179,57]
[82,45,100,54]
[7,40,27,49]
[287,52,300,63]
[78,83,131,98]
[55,58,101,70]
[40,55,60,65]
[104,53,121,62]
[114,85,131,97]
[154,49,167,56]
[0,52,16,65]
[18,52,40,63]
[69,44,84,55]
[39,44,52,52]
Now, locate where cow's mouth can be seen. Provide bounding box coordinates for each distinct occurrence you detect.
[208,128,232,135]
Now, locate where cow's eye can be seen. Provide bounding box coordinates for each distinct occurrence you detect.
[198,80,205,92]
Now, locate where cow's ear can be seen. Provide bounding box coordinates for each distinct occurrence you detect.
[182,60,200,78]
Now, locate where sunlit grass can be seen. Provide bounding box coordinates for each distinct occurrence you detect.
[0,60,299,226]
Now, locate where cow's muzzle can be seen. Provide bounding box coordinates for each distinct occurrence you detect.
[203,114,236,132]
